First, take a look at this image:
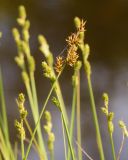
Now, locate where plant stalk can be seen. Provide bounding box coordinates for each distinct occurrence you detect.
[87,75,105,160]
[76,71,82,160]
[24,80,47,159]
[110,134,116,160]
[29,71,47,159]
[61,113,75,160]
[62,114,68,160]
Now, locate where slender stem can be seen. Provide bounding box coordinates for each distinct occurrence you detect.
[47,60,68,124]
[29,71,47,159]
[21,120,25,160]
[67,72,77,160]
[0,70,15,160]
[55,81,69,124]
[117,133,125,160]
[0,70,9,142]
[79,25,105,159]
[0,127,10,160]
[75,141,94,160]
[21,138,24,160]
[76,71,82,160]
[109,134,116,160]
[87,75,105,160]
[30,72,39,121]
[25,82,36,120]
[24,119,42,155]
[61,113,75,160]
[23,72,62,160]
[67,87,77,160]
[25,80,47,159]
[50,148,54,160]
[61,114,67,160]
[70,86,77,139]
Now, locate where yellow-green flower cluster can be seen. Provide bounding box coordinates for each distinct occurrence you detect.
[12,5,35,83]
[14,120,25,140]
[15,93,27,140]
[101,93,114,135]
[38,35,53,66]
[42,61,55,82]
[16,93,28,120]
[44,111,55,151]
[52,97,61,111]
[119,120,128,137]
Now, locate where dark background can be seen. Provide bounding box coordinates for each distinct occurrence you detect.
[0,0,128,159]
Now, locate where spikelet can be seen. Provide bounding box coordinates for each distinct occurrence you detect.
[14,120,25,140]
[78,19,86,32]
[66,33,80,46]
[54,56,64,73]
[66,46,79,67]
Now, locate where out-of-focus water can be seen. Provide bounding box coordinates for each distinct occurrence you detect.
[1,0,128,159]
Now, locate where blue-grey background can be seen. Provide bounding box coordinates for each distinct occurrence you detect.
[0,0,128,159]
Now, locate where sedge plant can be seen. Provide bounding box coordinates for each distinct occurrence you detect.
[0,5,128,160]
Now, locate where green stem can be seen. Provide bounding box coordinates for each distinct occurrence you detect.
[70,85,77,141]
[0,69,15,160]
[55,80,68,124]
[30,72,39,120]
[50,148,54,160]
[87,75,105,160]
[67,76,77,160]
[25,80,47,159]
[61,113,75,160]
[110,134,116,160]
[61,114,67,160]
[76,71,82,160]
[21,138,24,160]
[23,72,61,160]
[0,70,9,142]
[29,71,47,159]
[21,120,25,160]
[24,119,42,156]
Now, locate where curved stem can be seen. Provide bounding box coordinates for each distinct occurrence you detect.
[117,133,125,160]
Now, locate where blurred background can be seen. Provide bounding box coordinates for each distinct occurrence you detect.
[0,0,128,159]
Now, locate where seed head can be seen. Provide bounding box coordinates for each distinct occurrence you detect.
[66,33,80,46]
[14,120,25,140]
[119,120,128,137]
[16,93,28,120]
[78,19,86,32]
[66,46,79,67]
[54,56,64,73]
